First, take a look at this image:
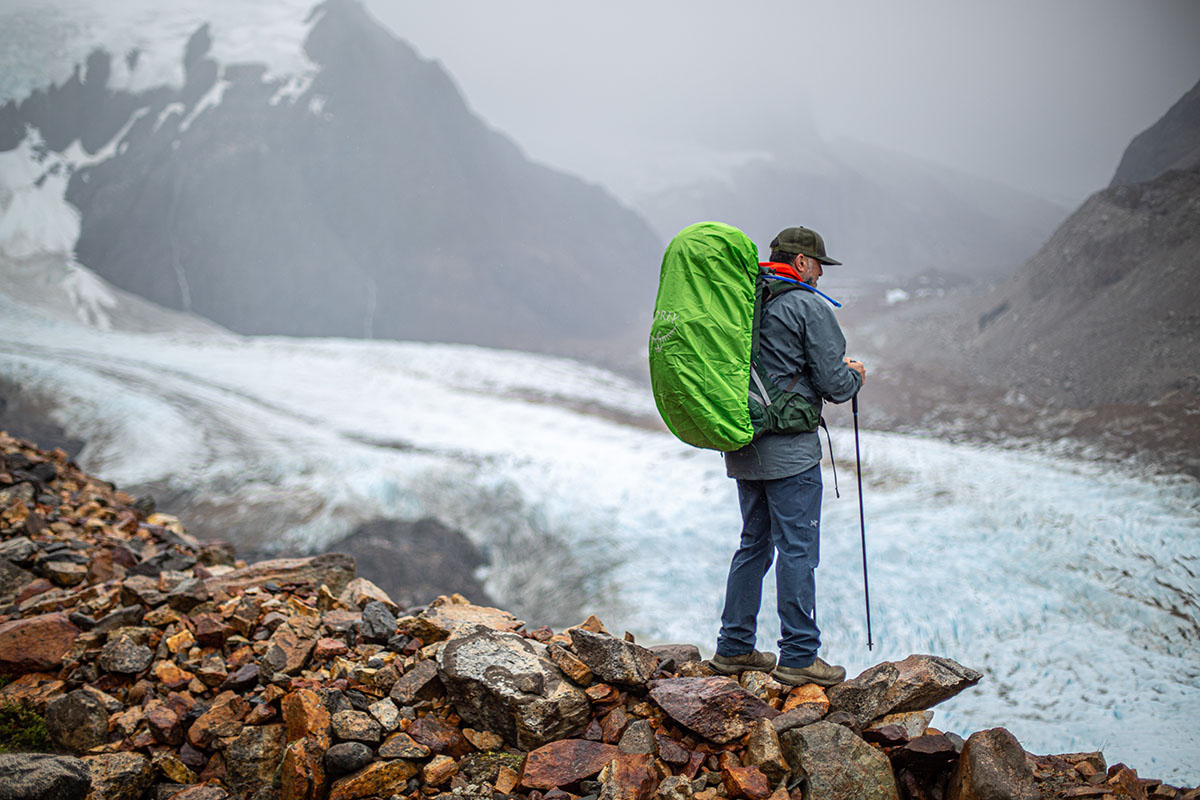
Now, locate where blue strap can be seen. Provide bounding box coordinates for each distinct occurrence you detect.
[761,273,843,308]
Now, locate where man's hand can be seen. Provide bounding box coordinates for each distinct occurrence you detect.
[844,356,866,384]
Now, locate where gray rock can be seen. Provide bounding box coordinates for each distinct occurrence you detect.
[331,709,383,744]
[569,628,658,687]
[0,754,91,800]
[45,689,110,753]
[81,753,153,800]
[324,742,374,776]
[947,727,1038,800]
[880,655,982,715]
[779,721,899,800]
[97,635,153,674]
[0,559,35,604]
[618,719,657,754]
[649,644,702,668]
[438,623,591,749]
[361,600,397,642]
[828,655,982,727]
[655,775,694,800]
[745,719,790,783]
[771,706,827,734]
[91,605,146,635]
[825,662,898,726]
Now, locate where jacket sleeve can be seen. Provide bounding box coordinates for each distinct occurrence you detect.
[804,301,862,404]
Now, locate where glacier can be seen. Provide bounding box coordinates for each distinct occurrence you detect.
[1,257,1198,782]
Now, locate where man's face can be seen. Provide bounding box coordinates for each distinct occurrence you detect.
[797,255,823,286]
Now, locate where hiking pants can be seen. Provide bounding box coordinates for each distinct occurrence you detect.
[716,464,822,668]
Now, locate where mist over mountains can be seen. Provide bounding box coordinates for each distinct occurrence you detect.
[0,0,662,361]
[635,135,1067,283]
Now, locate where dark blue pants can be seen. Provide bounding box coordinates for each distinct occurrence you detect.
[716,464,822,668]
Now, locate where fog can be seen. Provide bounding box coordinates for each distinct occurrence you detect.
[370,0,1200,206]
[3,1,1198,209]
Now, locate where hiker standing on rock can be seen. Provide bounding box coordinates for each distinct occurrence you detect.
[710,226,865,687]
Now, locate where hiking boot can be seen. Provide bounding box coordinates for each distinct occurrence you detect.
[710,650,777,675]
[773,657,846,687]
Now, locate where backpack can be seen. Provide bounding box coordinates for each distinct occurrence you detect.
[649,222,821,451]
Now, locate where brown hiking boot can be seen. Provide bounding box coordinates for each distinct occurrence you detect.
[773,656,846,687]
[710,650,777,675]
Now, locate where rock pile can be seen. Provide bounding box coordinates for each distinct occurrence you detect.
[1,432,1196,800]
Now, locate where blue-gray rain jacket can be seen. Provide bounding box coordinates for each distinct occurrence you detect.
[723,286,862,480]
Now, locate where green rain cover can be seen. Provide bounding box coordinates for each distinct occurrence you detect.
[649,222,759,451]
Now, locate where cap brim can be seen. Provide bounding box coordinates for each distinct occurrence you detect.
[817,255,842,265]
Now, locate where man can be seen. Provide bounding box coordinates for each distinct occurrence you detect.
[710,226,865,687]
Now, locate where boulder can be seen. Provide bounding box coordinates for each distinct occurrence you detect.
[825,662,898,727]
[520,739,622,789]
[779,721,899,800]
[947,727,1038,800]
[827,656,981,726]
[0,754,90,800]
[438,624,591,749]
[648,677,778,745]
[45,689,110,753]
[0,612,80,674]
[80,753,153,800]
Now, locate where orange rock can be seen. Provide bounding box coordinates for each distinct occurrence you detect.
[187,690,250,748]
[598,753,661,800]
[283,689,331,747]
[154,660,196,690]
[722,765,771,800]
[423,755,458,787]
[329,759,419,800]
[781,684,828,714]
[0,672,65,711]
[313,637,349,660]
[281,738,327,800]
[549,644,595,685]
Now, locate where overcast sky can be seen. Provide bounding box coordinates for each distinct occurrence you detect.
[366,1,1200,207]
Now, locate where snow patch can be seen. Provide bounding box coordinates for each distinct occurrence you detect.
[0,131,80,260]
[885,287,910,305]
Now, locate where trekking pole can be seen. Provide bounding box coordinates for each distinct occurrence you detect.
[852,394,873,650]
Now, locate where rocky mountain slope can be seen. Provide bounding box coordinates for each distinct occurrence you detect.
[2,434,1197,800]
[1111,77,1200,186]
[845,79,1200,477]
[0,0,661,361]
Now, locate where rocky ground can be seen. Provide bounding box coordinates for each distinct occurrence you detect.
[1,431,1197,800]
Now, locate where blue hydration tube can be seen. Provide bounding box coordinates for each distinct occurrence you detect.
[760,273,842,308]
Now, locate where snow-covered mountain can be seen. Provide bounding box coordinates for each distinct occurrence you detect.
[1,245,1197,781]
[0,0,661,363]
